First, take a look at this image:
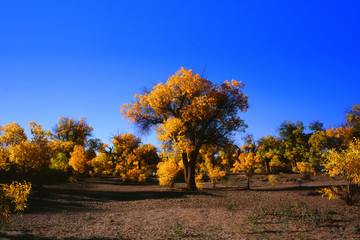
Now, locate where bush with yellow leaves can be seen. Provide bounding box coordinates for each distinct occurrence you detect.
[91,153,114,175]
[195,174,204,190]
[0,181,31,222]
[319,138,360,204]
[232,152,262,189]
[120,169,146,183]
[207,164,226,188]
[156,160,182,188]
[268,174,278,186]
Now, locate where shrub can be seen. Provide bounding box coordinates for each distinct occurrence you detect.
[91,153,114,175]
[157,160,181,188]
[121,169,146,183]
[0,181,31,222]
[268,174,278,186]
[319,139,360,204]
[50,152,69,172]
[207,165,226,188]
[195,174,204,190]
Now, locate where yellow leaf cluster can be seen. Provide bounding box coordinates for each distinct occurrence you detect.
[207,164,226,184]
[156,160,182,187]
[0,122,27,148]
[268,174,278,186]
[296,162,312,174]
[324,138,360,184]
[50,152,69,172]
[0,181,31,221]
[195,174,204,190]
[232,152,262,176]
[8,141,45,172]
[69,145,89,174]
[318,186,347,200]
[120,169,146,183]
[91,153,114,175]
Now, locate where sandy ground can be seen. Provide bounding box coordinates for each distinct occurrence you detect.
[1,174,360,240]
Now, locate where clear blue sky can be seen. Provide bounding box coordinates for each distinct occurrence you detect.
[1,1,359,147]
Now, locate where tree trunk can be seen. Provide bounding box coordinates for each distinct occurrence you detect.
[265,159,270,173]
[346,180,353,205]
[246,174,251,190]
[182,151,198,191]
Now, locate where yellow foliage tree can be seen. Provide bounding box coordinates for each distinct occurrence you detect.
[121,67,248,190]
[257,136,283,173]
[319,138,360,204]
[0,122,27,148]
[53,117,93,148]
[112,133,141,178]
[199,146,226,188]
[0,122,28,171]
[207,164,226,188]
[133,143,160,175]
[217,144,240,171]
[232,152,262,189]
[68,145,89,174]
[91,153,114,175]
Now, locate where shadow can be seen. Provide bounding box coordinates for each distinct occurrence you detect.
[26,184,218,214]
[243,185,344,192]
[80,176,160,186]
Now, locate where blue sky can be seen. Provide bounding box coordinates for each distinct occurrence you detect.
[1,1,359,147]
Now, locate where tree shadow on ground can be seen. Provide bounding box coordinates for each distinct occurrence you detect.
[26,184,217,214]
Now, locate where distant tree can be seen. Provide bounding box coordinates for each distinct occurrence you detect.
[0,122,27,148]
[110,133,159,182]
[217,144,240,171]
[278,121,309,172]
[232,136,262,189]
[68,145,89,174]
[0,122,27,170]
[112,133,141,178]
[53,117,93,148]
[133,143,160,174]
[257,136,284,173]
[308,121,324,132]
[91,153,114,175]
[121,67,248,190]
[8,141,42,174]
[199,146,226,188]
[85,138,103,160]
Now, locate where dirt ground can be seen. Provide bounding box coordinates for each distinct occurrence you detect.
[1,174,360,240]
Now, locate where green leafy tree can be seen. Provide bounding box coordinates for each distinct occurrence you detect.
[278,121,309,172]
[257,135,284,173]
